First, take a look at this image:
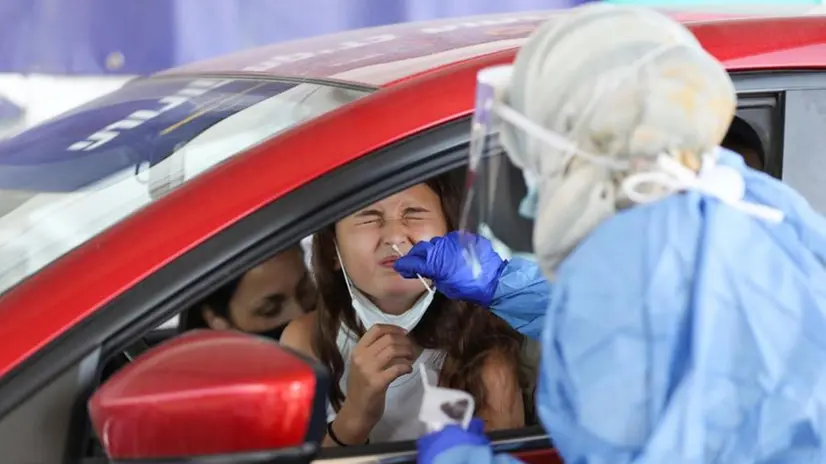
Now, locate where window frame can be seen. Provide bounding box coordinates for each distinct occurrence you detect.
[0,69,822,463]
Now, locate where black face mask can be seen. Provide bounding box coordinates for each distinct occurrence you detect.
[248,322,290,342]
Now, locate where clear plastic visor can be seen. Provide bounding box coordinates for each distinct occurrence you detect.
[458,65,536,277]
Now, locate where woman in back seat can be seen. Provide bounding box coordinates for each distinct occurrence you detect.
[181,243,317,340]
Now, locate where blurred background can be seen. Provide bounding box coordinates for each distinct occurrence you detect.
[0,0,596,139]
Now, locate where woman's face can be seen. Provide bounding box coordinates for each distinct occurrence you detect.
[335,183,448,315]
[204,247,317,333]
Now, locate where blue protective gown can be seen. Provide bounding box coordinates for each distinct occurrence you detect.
[489,256,550,341]
[419,149,826,464]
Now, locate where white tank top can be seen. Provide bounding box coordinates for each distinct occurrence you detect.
[326,326,445,443]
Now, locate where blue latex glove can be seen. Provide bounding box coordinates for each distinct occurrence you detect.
[394,231,507,307]
[537,148,826,463]
[417,418,488,464]
[417,418,526,464]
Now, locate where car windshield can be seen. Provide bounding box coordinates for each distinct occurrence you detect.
[0,76,371,296]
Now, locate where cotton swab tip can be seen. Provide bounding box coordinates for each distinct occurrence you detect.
[390,244,434,293]
[417,276,434,293]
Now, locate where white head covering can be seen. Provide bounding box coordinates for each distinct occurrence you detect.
[499,4,736,275]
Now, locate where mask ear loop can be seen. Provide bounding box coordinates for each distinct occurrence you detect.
[333,242,358,293]
[333,241,394,334]
[493,102,629,172]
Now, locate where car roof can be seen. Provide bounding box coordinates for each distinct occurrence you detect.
[161,9,826,86]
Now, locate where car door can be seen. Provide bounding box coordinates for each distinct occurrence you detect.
[0,114,471,463]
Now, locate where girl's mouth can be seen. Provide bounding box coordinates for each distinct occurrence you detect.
[380,257,398,267]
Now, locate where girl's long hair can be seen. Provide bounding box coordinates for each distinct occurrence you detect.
[311,170,530,417]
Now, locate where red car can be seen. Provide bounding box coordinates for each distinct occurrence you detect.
[1,9,826,464]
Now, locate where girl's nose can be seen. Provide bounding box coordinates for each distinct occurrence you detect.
[381,219,410,249]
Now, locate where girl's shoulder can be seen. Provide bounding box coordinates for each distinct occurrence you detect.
[280,310,318,359]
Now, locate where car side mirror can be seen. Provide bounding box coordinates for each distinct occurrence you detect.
[88,329,329,463]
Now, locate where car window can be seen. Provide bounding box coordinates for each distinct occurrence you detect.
[0,76,372,296]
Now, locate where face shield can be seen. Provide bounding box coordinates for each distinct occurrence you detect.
[458,64,630,273]
[458,66,536,276]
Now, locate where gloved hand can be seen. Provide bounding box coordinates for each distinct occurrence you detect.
[394,231,507,307]
[417,418,488,464]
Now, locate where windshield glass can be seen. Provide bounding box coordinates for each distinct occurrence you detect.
[0,76,371,296]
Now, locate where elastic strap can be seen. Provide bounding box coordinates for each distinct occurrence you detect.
[327,420,369,447]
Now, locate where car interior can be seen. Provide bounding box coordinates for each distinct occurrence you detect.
[81,108,775,462]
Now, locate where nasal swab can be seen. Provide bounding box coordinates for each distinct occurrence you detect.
[390,244,434,293]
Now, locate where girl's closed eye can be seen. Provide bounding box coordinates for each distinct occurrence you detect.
[354,209,383,226]
[404,207,431,221]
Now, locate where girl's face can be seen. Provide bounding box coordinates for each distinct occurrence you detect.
[334,183,448,315]
[204,248,317,333]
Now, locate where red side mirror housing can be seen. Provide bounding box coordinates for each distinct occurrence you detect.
[88,329,329,462]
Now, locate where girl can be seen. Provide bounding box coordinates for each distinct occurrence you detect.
[282,171,550,445]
